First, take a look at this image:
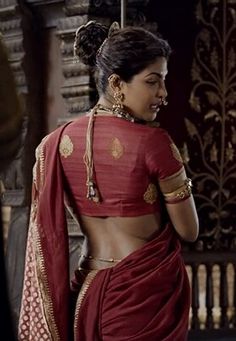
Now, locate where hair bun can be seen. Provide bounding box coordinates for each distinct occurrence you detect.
[74,21,108,67]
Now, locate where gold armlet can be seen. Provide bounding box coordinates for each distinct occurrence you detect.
[163,178,192,203]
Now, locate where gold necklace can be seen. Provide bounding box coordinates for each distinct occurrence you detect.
[95,103,144,123]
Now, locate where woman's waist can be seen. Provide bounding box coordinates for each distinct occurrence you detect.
[79,219,162,270]
[78,224,179,272]
[80,213,161,245]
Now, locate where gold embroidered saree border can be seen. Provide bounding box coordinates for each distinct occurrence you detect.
[19,135,60,341]
[74,270,99,339]
[34,223,61,341]
[34,136,60,340]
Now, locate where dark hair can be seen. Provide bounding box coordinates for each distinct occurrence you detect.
[74,22,172,94]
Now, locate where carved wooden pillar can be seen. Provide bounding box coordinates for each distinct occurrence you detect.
[0,0,29,335]
[57,12,97,124]
[0,0,52,333]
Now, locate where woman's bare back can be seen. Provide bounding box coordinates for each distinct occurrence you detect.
[78,213,161,270]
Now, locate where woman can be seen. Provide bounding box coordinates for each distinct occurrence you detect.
[18,21,198,341]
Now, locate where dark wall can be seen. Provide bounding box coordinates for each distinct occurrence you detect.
[146,0,199,145]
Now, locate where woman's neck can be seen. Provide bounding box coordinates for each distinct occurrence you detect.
[97,96,113,109]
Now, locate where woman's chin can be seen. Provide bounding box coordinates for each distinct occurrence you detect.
[146,111,157,122]
[132,110,157,122]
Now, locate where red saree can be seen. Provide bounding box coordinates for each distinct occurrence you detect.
[18,123,71,341]
[18,120,190,341]
[72,224,190,341]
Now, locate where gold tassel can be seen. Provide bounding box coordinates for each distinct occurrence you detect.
[83,108,101,203]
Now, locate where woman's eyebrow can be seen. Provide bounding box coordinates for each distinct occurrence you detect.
[145,72,166,79]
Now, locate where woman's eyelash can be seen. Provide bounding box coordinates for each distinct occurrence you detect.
[146,80,157,84]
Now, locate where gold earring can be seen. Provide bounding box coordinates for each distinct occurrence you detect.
[112,90,124,113]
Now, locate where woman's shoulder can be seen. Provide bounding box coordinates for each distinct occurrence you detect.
[145,124,174,145]
[36,120,74,149]
[145,125,184,176]
[44,115,88,139]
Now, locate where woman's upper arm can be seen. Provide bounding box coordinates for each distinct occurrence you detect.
[146,129,199,242]
[166,195,199,242]
[159,167,199,241]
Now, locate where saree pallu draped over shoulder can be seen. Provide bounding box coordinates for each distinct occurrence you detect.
[18,122,190,341]
[18,123,72,341]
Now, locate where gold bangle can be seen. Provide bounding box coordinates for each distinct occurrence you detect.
[163,178,192,200]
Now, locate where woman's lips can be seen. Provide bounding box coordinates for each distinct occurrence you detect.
[150,104,160,112]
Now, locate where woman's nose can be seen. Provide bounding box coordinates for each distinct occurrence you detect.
[157,82,167,99]
[160,84,168,99]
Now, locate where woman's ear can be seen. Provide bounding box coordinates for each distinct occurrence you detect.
[108,74,122,93]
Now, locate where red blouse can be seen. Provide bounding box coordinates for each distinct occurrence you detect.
[59,115,183,217]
